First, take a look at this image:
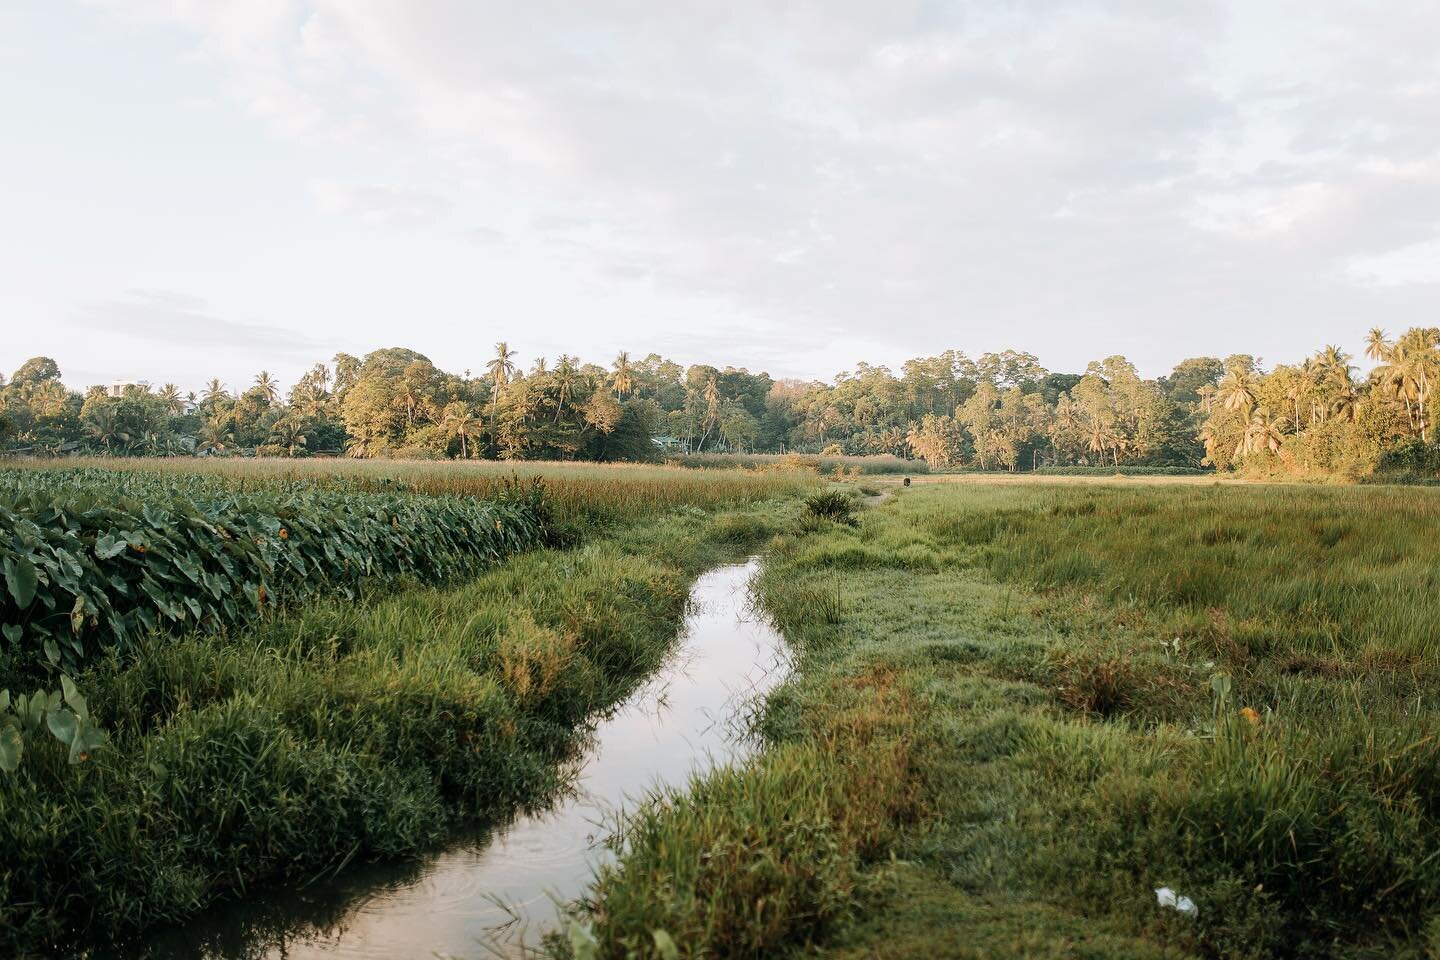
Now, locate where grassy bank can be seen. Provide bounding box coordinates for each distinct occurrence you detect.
[566,479,1440,959]
[0,462,810,957]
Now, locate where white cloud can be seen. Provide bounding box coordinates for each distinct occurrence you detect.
[1347,234,1440,287]
[310,179,451,225]
[56,0,1440,376]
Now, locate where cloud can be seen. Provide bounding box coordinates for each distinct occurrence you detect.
[73,290,321,355]
[310,179,452,225]
[80,0,1440,373]
[1347,235,1440,287]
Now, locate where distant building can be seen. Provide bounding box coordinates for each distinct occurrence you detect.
[106,380,151,398]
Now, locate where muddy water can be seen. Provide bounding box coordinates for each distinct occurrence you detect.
[134,559,788,960]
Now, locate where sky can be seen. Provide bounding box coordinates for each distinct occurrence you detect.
[3,1,1439,396]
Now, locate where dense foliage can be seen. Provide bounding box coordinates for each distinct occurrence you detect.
[6,325,1440,478]
[0,468,547,676]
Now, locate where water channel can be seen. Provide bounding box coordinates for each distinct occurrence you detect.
[131,558,788,959]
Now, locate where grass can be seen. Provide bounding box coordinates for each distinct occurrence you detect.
[668,452,928,476]
[0,460,812,957]
[563,478,1440,959]
[0,457,817,536]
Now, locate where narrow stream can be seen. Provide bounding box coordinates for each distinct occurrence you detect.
[130,559,788,960]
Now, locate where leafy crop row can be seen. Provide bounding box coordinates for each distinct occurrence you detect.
[0,469,548,673]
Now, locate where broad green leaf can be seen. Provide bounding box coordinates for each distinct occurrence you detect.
[1,624,18,645]
[0,689,9,712]
[4,555,38,608]
[70,720,107,764]
[60,675,87,718]
[43,638,60,665]
[46,707,77,745]
[0,725,21,773]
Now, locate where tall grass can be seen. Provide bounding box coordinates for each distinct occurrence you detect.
[571,480,1440,959]
[0,465,804,955]
[669,452,927,475]
[0,457,817,532]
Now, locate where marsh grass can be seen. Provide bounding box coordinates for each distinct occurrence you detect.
[566,480,1440,959]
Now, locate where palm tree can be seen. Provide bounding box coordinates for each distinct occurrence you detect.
[157,383,183,416]
[531,356,548,376]
[269,419,309,457]
[84,408,131,454]
[197,419,234,456]
[1365,327,1391,365]
[201,379,229,407]
[440,402,479,459]
[1216,366,1258,415]
[1236,408,1285,458]
[486,342,518,418]
[553,356,580,422]
[253,371,279,404]
[611,351,634,398]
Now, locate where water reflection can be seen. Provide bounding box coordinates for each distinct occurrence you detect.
[130,559,788,960]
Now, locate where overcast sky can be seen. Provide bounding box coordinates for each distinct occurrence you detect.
[4,1,1439,394]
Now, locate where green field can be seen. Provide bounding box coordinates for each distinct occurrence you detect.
[4,462,1439,958]
[566,478,1440,959]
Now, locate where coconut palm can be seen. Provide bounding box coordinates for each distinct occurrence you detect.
[553,355,580,422]
[197,419,234,456]
[441,402,479,459]
[1235,408,1285,458]
[1216,366,1258,415]
[486,342,518,418]
[269,419,310,457]
[611,351,634,398]
[201,379,229,407]
[157,383,183,416]
[1365,327,1390,365]
[253,371,279,404]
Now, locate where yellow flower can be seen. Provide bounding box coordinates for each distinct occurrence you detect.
[1239,706,1261,727]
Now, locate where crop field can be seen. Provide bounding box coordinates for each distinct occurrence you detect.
[1,457,818,529]
[0,457,813,956]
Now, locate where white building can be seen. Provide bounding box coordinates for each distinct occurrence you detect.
[106,380,151,398]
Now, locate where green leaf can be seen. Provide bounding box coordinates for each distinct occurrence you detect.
[0,689,9,712]
[70,720,107,764]
[652,929,680,960]
[0,725,21,773]
[4,555,38,608]
[94,534,128,560]
[46,707,77,745]
[43,638,60,665]
[60,675,87,719]
[1,624,18,645]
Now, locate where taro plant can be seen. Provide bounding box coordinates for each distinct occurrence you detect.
[0,469,551,674]
[0,675,107,773]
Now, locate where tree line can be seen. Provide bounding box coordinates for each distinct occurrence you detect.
[2,330,1437,475]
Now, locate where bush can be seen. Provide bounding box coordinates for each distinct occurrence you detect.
[802,491,858,526]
